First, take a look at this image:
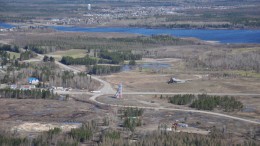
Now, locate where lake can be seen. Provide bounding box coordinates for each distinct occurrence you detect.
[1,22,260,43]
[122,63,171,72]
[52,26,260,44]
[0,22,15,29]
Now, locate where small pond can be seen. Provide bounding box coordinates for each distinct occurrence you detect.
[122,62,171,72]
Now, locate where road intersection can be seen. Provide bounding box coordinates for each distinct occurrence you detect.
[35,53,260,125]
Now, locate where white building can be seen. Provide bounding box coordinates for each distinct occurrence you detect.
[88,4,91,11]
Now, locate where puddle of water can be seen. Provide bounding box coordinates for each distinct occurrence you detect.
[122,62,171,72]
[242,106,256,112]
[140,62,171,69]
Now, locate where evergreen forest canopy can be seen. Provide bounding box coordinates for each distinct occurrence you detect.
[167,94,243,112]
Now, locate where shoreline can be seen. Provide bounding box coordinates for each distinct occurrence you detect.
[1,22,260,44]
[1,22,260,31]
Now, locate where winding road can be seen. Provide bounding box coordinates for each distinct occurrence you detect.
[36,54,260,125]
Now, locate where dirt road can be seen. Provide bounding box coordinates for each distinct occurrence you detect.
[30,54,260,125]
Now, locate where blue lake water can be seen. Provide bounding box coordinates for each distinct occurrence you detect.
[122,63,171,72]
[1,22,260,43]
[51,26,260,44]
[0,22,15,29]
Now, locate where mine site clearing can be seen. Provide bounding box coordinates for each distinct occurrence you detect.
[0,31,260,144]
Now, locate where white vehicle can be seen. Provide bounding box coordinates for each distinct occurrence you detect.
[91,90,101,93]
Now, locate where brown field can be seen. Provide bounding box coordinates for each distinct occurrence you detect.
[0,96,105,135]
[1,30,259,143]
[102,58,260,94]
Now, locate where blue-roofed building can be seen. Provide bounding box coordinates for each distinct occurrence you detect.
[28,77,39,85]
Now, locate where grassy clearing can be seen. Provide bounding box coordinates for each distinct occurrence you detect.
[231,47,260,54]
[7,51,20,59]
[48,49,87,59]
[229,70,260,78]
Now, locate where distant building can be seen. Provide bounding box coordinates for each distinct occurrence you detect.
[56,87,64,90]
[20,85,36,90]
[9,84,36,90]
[10,84,18,89]
[177,123,188,128]
[0,84,8,89]
[88,4,91,10]
[28,77,39,85]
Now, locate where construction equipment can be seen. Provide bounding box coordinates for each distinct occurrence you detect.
[168,77,186,84]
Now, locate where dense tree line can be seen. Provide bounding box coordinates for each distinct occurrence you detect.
[122,107,144,117]
[111,35,195,46]
[0,44,20,53]
[43,55,55,62]
[25,45,47,54]
[119,108,144,132]
[0,88,58,99]
[19,50,37,61]
[0,50,10,67]
[166,94,243,112]
[168,94,195,105]
[60,50,141,66]
[99,50,142,64]
[12,34,196,55]
[88,65,121,75]
[60,56,97,65]
[190,94,243,112]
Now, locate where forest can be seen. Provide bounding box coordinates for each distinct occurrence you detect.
[0,50,10,67]
[0,120,258,146]
[166,94,243,112]
[60,50,141,75]
[168,94,195,105]
[0,60,99,90]
[59,50,142,66]
[0,88,58,99]
[60,56,97,65]
[0,44,20,53]
[11,35,196,54]
[88,65,121,75]
[19,50,37,61]
[99,50,142,64]
[190,94,243,112]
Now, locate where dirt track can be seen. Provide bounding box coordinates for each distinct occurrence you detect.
[32,54,260,125]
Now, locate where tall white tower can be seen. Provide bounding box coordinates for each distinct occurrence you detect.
[87,4,91,11]
[115,83,123,98]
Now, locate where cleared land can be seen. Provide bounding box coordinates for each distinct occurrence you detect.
[48,49,87,60]
[102,58,260,94]
[0,30,259,144]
